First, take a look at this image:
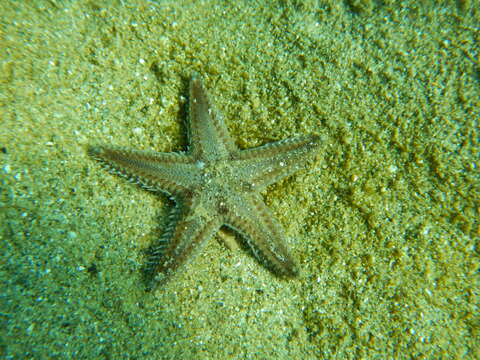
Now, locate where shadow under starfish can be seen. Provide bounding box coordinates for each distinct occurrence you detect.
[88,73,320,290]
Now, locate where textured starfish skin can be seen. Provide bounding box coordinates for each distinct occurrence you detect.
[89,73,320,289]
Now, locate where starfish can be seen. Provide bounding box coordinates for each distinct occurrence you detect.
[89,73,320,289]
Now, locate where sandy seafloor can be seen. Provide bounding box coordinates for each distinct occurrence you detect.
[1,0,479,359]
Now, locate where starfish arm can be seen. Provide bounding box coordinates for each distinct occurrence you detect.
[145,196,221,288]
[233,135,320,191]
[188,73,237,160]
[88,146,199,195]
[224,193,298,277]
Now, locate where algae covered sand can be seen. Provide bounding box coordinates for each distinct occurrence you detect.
[1,0,478,359]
